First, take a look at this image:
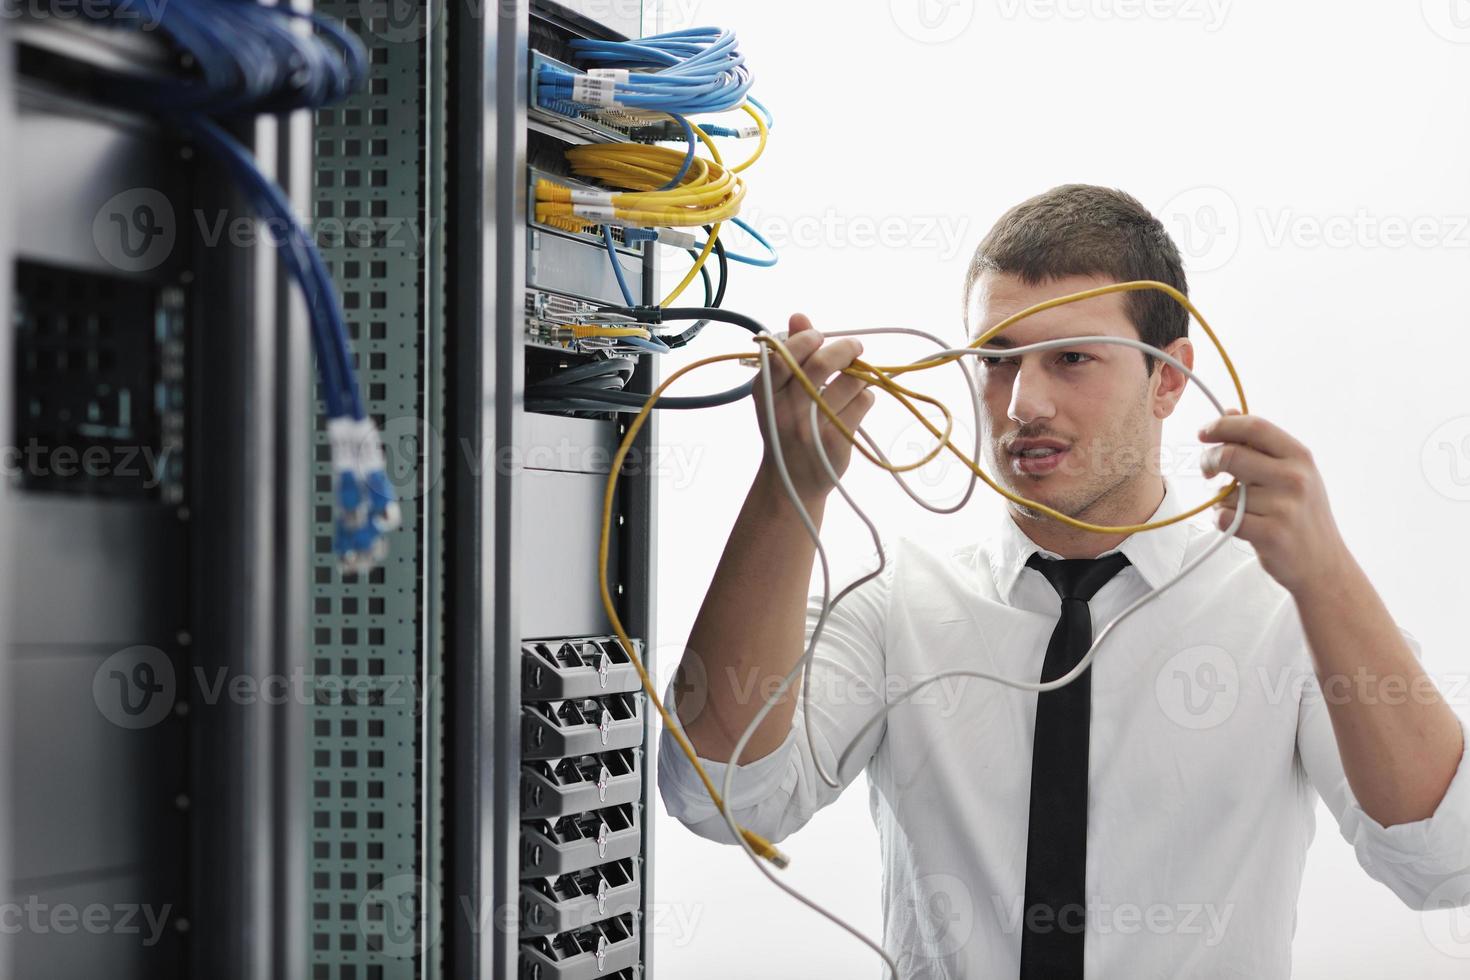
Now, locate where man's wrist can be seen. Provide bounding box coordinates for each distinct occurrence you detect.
[753,459,829,516]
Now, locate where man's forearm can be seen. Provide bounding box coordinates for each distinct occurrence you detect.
[677,462,825,764]
[1294,549,1464,826]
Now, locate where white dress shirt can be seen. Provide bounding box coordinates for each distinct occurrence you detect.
[658,476,1470,978]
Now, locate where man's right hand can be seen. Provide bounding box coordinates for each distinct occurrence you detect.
[754,312,877,501]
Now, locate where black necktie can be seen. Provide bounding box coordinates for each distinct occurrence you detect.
[1018,550,1132,980]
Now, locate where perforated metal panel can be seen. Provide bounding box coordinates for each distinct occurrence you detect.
[308,3,445,978]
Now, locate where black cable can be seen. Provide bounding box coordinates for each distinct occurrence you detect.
[710,226,729,308]
[526,378,756,412]
[626,306,767,336]
[534,355,637,389]
[686,247,714,308]
[526,308,767,414]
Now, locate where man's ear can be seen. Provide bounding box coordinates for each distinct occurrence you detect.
[1152,337,1194,420]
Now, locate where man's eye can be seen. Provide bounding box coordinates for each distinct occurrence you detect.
[981,355,1013,366]
[1060,352,1092,365]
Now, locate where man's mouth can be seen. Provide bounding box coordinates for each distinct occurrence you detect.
[1008,441,1070,475]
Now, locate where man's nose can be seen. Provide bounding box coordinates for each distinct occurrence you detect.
[1007,358,1056,425]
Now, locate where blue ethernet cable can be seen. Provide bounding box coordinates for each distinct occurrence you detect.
[604,225,638,307]
[89,0,397,570]
[616,335,672,355]
[687,217,778,268]
[537,27,753,116]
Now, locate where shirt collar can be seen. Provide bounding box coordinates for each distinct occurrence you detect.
[987,477,1192,605]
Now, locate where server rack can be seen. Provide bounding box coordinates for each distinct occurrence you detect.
[446,2,660,977]
[1,1,664,977]
[2,10,313,980]
[0,22,14,980]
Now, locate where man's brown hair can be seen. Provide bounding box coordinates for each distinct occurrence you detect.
[964,184,1189,376]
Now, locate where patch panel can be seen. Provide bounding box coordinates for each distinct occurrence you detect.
[518,914,641,979]
[529,50,666,145]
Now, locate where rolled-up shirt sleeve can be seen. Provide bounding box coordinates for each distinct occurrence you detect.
[657,555,895,846]
[1295,618,1470,909]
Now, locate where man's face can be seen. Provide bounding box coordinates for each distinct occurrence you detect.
[967,271,1175,521]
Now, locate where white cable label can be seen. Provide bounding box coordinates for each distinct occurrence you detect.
[570,189,616,206]
[328,417,360,474]
[572,73,621,106]
[587,68,630,84]
[574,204,618,222]
[328,417,387,474]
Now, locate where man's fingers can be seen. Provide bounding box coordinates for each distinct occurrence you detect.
[833,388,878,433]
[797,338,863,390]
[766,321,823,391]
[811,373,871,422]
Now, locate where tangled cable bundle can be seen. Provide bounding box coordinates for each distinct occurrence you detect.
[589,280,1250,977]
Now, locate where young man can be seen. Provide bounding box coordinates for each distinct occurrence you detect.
[657,184,1470,978]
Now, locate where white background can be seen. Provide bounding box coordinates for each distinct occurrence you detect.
[638,1,1470,976]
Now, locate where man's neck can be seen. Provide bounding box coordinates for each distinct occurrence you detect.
[1009,477,1167,559]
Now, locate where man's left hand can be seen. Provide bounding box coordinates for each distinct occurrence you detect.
[1198,409,1349,594]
